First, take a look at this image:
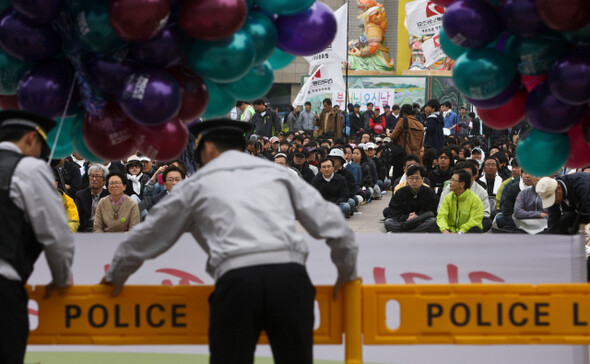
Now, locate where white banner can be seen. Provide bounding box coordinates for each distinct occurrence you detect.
[303,4,348,74]
[27,233,588,364]
[422,33,446,67]
[292,63,346,107]
[406,0,445,37]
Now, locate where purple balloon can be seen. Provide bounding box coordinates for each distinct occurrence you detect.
[526,82,586,133]
[443,0,502,48]
[275,2,337,56]
[85,57,135,99]
[0,9,61,61]
[10,0,64,24]
[17,59,78,119]
[118,68,182,126]
[500,0,548,37]
[131,24,190,68]
[465,76,521,109]
[548,52,590,105]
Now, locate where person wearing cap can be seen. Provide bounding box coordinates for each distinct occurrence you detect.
[365,141,391,193]
[363,142,383,199]
[251,99,281,138]
[312,158,352,218]
[316,98,343,138]
[269,135,280,157]
[139,155,154,177]
[349,104,363,138]
[369,106,386,134]
[273,152,303,179]
[536,172,590,234]
[0,110,74,363]
[102,119,358,364]
[328,148,358,213]
[290,147,315,184]
[124,155,150,201]
[286,105,302,132]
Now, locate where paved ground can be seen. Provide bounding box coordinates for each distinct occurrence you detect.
[346,191,390,233]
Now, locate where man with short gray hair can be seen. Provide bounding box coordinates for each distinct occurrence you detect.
[75,163,109,232]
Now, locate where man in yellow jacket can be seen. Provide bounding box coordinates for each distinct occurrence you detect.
[437,169,484,234]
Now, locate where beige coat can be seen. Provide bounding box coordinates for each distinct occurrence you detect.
[93,195,140,233]
[389,115,425,157]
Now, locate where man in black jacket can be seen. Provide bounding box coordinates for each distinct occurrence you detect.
[290,147,315,184]
[312,158,351,218]
[428,147,454,196]
[349,104,364,138]
[75,164,109,232]
[384,164,440,232]
[251,99,281,138]
[537,173,590,234]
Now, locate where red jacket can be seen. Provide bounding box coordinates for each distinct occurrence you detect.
[369,115,386,131]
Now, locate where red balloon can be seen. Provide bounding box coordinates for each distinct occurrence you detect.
[82,102,136,161]
[476,88,528,130]
[179,0,247,41]
[520,74,547,93]
[167,66,209,124]
[536,0,590,32]
[0,94,19,110]
[373,125,383,134]
[566,121,590,168]
[109,0,170,42]
[134,118,188,161]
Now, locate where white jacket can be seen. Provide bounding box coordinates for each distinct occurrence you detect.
[479,173,504,196]
[107,150,358,284]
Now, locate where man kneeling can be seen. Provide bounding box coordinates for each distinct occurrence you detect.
[384,165,439,233]
[437,169,484,234]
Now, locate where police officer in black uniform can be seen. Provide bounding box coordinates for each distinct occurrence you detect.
[0,110,74,363]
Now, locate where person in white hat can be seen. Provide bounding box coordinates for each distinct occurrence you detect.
[536,173,590,234]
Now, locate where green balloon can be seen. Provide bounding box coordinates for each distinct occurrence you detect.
[453,47,516,100]
[188,30,256,84]
[563,22,590,48]
[516,129,570,177]
[202,79,236,119]
[71,114,103,163]
[0,50,32,95]
[73,1,125,54]
[505,33,568,75]
[221,62,274,100]
[255,0,314,15]
[485,0,503,7]
[439,28,467,61]
[267,48,295,70]
[243,12,278,65]
[48,115,78,159]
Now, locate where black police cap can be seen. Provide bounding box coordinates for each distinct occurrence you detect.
[189,119,252,152]
[0,110,57,158]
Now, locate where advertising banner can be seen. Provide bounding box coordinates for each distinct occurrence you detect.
[27,234,587,364]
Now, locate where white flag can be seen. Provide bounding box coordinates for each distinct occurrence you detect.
[421,33,446,67]
[303,4,348,74]
[405,0,445,37]
[292,63,346,107]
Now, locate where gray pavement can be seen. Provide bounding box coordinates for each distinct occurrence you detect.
[345,191,390,233]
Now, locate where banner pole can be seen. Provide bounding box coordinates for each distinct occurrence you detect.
[344,1,350,139]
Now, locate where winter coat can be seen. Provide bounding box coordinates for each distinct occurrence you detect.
[437,189,484,233]
[387,185,439,222]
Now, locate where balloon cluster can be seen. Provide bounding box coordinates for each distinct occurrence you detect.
[0,0,338,162]
[436,0,590,176]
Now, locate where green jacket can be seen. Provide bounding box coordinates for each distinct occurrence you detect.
[437,188,484,233]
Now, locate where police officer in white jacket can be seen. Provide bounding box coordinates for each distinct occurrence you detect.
[103,119,358,364]
[0,110,74,363]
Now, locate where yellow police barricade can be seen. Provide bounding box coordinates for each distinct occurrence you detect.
[27,285,344,345]
[27,282,590,364]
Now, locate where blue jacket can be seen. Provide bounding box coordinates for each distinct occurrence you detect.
[444,110,458,132]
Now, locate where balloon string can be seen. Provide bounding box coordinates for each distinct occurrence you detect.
[47,71,80,164]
